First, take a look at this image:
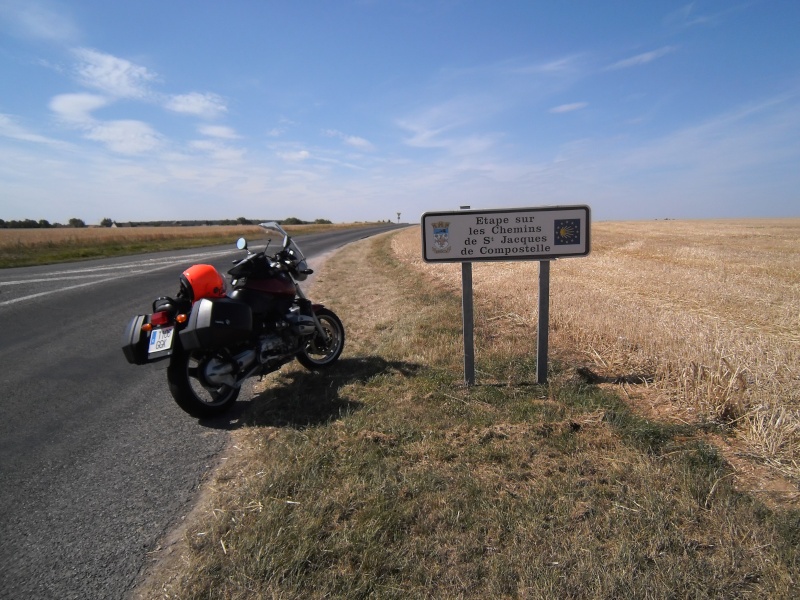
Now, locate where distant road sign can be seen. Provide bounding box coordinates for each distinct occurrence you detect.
[421,205,590,262]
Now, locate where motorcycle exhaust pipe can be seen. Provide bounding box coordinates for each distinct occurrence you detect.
[204,349,257,387]
[204,347,294,388]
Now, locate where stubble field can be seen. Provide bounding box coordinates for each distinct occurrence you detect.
[0,223,375,268]
[394,218,800,486]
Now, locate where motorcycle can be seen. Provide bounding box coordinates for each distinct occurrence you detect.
[122,222,345,418]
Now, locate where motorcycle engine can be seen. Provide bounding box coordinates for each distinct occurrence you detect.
[258,334,285,362]
[286,312,316,335]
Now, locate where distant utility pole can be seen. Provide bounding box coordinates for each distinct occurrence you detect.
[397,212,401,223]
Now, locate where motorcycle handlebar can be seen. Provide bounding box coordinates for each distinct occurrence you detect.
[229,244,304,279]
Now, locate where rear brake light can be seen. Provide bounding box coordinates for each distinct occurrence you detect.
[150,311,170,326]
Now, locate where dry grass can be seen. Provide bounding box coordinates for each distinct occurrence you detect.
[135,225,800,599]
[393,219,800,484]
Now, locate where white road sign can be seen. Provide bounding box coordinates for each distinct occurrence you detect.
[421,205,591,262]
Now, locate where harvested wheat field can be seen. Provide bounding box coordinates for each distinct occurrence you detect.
[0,222,372,250]
[0,225,257,246]
[393,219,800,499]
[0,223,375,267]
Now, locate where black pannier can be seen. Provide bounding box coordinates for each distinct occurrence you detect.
[121,314,179,364]
[121,314,150,365]
[180,298,253,351]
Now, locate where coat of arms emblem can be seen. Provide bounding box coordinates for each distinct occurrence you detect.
[431,221,451,253]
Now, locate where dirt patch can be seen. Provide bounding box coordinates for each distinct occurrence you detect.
[706,433,800,511]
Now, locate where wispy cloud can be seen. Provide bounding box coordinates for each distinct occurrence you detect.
[49,93,109,125]
[0,113,68,146]
[619,94,800,172]
[69,49,229,124]
[531,93,800,218]
[49,93,163,155]
[267,117,295,138]
[665,3,710,27]
[0,0,79,42]
[398,117,497,155]
[198,125,240,139]
[189,139,245,161]
[322,129,375,151]
[396,94,503,155]
[664,2,743,29]
[507,54,585,76]
[165,92,227,119]
[40,46,237,157]
[72,48,156,98]
[606,46,677,70]
[84,120,163,154]
[277,149,311,161]
[549,102,588,114]
[397,55,587,158]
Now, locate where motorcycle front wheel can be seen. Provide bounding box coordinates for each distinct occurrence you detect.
[167,349,240,418]
[296,307,345,370]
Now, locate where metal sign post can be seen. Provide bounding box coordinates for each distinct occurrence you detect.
[460,206,476,386]
[461,260,475,386]
[421,205,590,385]
[537,260,550,384]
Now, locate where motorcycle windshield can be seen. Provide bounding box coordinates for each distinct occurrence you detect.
[258,222,302,257]
[259,221,289,241]
[259,222,308,266]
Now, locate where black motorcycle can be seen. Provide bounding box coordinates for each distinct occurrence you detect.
[122,222,344,417]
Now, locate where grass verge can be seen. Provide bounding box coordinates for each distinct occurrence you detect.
[138,230,799,599]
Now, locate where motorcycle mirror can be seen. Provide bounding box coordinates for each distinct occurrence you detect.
[236,237,247,250]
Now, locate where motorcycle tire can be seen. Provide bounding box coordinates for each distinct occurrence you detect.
[167,348,240,418]
[296,307,345,370]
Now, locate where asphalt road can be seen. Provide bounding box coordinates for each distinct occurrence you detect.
[0,224,405,599]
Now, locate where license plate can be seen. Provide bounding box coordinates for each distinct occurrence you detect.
[148,326,174,354]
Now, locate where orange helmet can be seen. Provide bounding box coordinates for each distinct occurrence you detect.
[180,264,226,302]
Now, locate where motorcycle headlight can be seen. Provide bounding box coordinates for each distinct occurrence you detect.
[294,260,309,281]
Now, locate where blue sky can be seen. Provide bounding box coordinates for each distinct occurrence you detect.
[1,0,798,224]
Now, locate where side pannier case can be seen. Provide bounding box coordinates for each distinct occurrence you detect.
[121,314,178,364]
[179,298,253,350]
[121,315,150,365]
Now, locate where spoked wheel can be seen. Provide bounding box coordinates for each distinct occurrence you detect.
[167,349,240,418]
[296,307,345,370]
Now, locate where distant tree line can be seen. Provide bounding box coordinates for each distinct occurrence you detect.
[0,216,336,228]
[120,217,335,227]
[0,218,86,228]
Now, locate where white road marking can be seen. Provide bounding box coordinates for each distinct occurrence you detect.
[0,277,132,307]
[0,249,233,286]
[0,273,119,285]
[0,256,219,307]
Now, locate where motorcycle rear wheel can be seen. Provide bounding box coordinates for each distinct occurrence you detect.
[167,349,240,418]
[296,307,345,370]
